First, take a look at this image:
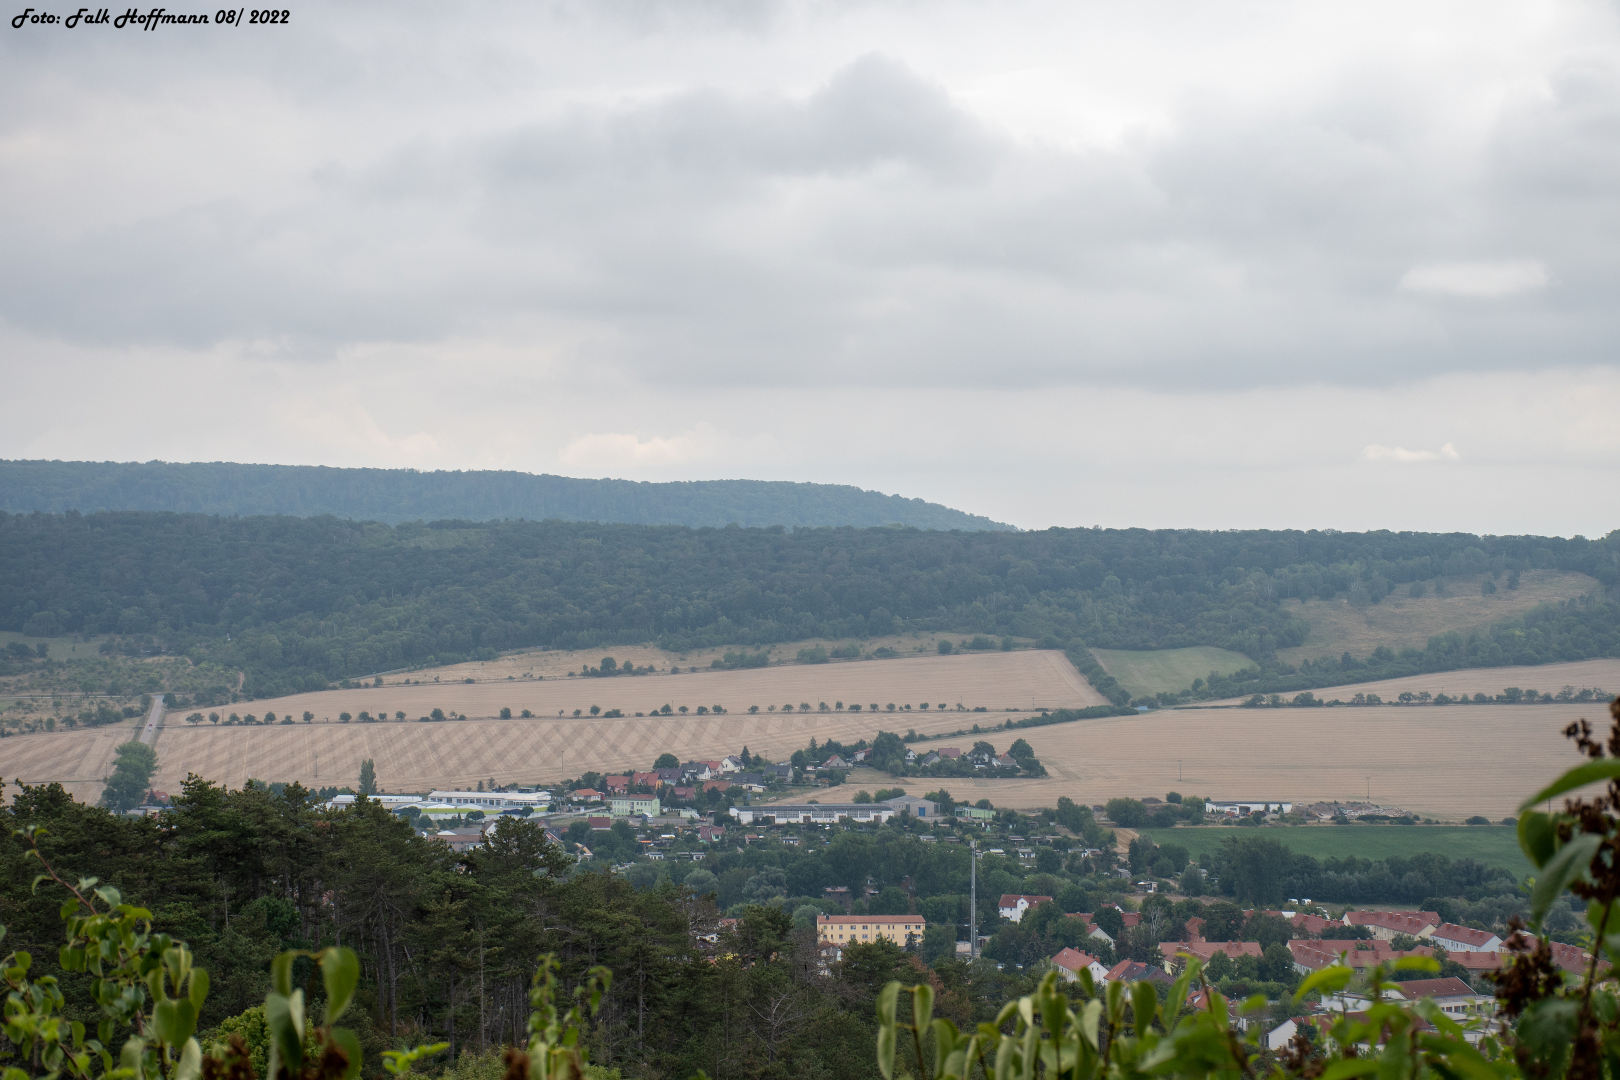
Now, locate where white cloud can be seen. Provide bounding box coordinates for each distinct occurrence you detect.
[558,424,774,471]
[1399,261,1550,298]
[1362,442,1462,463]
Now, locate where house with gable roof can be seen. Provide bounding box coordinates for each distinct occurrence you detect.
[1050,948,1109,983]
[1430,923,1503,953]
[998,894,1054,923]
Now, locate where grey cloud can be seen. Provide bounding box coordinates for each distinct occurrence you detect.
[3,5,1620,391]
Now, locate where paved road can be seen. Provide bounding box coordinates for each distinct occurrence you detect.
[138,693,166,747]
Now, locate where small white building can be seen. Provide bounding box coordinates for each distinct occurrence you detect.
[731,803,898,826]
[1206,800,1293,817]
[998,894,1054,922]
[427,790,551,812]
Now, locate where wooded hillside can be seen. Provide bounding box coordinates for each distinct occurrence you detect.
[0,459,1012,530]
[2,513,1616,701]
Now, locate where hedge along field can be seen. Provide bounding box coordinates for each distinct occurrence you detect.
[1199,656,1620,707]
[1135,825,1532,877]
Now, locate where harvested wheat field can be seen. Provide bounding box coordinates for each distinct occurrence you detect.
[147,706,977,796]
[389,633,955,684]
[4,715,144,805]
[920,703,1610,821]
[200,649,1102,726]
[6,651,1103,799]
[1200,658,1620,707]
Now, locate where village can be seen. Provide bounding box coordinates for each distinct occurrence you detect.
[294,734,1560,1051]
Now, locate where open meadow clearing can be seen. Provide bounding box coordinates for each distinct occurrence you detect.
[1135,825,1531,876]
[1090,646,1254,699]
[6,650,1104,799]
[1199,657,1620,706]
[1274,569,1599,666]
[893,703,1608,821]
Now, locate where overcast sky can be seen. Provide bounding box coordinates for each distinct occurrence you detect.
[4,0,1619,534]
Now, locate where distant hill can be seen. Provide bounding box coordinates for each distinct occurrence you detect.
[0,460,1012,530]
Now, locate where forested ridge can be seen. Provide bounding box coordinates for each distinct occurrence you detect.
[0,459,1012,530]
[2,511,1617,701]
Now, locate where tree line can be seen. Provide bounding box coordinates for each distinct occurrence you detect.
[2,512,1615,699]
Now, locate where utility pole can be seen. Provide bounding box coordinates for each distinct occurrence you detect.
[969,838,978,960]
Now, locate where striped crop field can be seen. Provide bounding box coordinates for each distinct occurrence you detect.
[6,650,1105,801]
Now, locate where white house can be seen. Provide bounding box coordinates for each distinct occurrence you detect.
[1050,948,1109,983]
[998,894,1054,922]
[1206,800,1293,817]
[719,756,744,774]
[1430,923,1502,953]
[1267,1018,1308,1052]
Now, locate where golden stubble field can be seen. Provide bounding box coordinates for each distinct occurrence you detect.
[1201,658,1620,707]
[6,651,1105,800]
[236,648,1104,722]
[2,716,143,805]
[938,702,1609,820]
[380,632,971,683]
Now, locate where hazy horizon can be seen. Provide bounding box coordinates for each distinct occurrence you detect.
[5,1,1619,536]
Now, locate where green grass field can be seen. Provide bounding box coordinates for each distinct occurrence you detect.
[1089,646,1254,699]
[1134,825,1529,877]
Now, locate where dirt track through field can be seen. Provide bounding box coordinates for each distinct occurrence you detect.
[5,651,1103,800]
[937,702,1607,820]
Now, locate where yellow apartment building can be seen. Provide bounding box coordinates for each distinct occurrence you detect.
[817,914,926,946]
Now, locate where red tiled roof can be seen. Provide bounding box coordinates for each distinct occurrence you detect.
[1432,923,1499,948]
[1502,933,1593,975]
[1443,951,1503,971]
[1395,977,1478,999]
[1288,939,1434,972]
[1289,913,1339,936]
[1051,947,1101,972]
[1345,911,1440,931]
[1161,941,1266,962]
